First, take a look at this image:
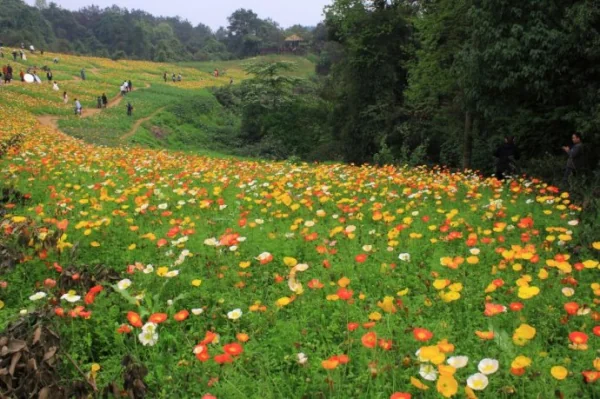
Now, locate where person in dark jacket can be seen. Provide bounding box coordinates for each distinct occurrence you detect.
[101,93,108,108]
[46,70,53,82]
[126,102,133,116]
[562,133,585,187]
[493,136,520,180]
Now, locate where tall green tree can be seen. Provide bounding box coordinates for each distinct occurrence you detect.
[325,0,415,163]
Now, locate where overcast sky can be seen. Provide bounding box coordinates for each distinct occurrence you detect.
[27,0,332,30]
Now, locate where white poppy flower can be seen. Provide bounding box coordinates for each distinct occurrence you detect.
[138,330,158,346]
[165,270,179,278]
[158,203,168,210]
[191,308,204,315]
[61,291,81,303]
[117,279,132,290]
[469,248,480,255]
[29,292,47,301]
[227,308,242,320]
[143,265,154,274]
[447,356,469,369]
[297,352,308,365]
[467,373,489,390]
[478,358,499,375]
[398,253,411,262]
[419,364,438,381]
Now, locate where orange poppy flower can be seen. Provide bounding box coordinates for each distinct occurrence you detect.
[236,333,249,342]
[307,279,324,289]
[582,370,599,383]
[336,354,350,364]
[127,311,143,328]
[117,324,132,334]
[390,393,411,399]
[322,358,339,370]
[475,330,495,340]
[509,302,524,312]
[174,310,189,322]
[347,322,359,331]
[378,339,393,351]
[413,328,433,342]
[361,332,377,348]
[223,343,243,356]
[201,331,218,345]
[510,367,526,376]
[148,313,168,324]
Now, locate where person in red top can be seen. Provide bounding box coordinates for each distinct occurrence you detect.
[20,70,24,82]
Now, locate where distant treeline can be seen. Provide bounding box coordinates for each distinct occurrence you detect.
[0,0,326,61]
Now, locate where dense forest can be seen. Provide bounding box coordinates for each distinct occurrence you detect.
[2,0,599,195]
[0,0,325,60]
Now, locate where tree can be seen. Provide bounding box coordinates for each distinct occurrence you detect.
[35,0,48,10]
[325,0,416,163]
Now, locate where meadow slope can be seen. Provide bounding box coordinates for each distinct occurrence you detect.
[0,52,599,398]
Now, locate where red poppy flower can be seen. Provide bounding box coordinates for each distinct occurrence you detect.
[569,331,588,344]
[564,302,579,315]
[127,311,143,328]
[223,343,243,356]
[347,322,359,332]
[593,326,600,337]
[355,254,368,263]
[336,354,350,364]
[413,328,433,342]
[390,393,411,399]
[361,332,377,348]
[54,307,65,317]
[509,302,524,312]
[307,279,324,289]
[214,353,233,364]
[201,394,217,399]
[337,288,353,301]
[511,367,526,376]
[582,370,599,383]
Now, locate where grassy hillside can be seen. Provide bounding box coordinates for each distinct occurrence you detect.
[0,52,599,399]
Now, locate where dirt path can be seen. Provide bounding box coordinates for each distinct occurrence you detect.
[121,107,166,142]
[36,84,150,128]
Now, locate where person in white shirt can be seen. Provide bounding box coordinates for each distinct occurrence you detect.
[52,81,59,91]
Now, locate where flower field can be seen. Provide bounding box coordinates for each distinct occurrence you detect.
[0,52,599,398]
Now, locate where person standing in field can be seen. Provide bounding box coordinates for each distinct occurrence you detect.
[5,64,12,83]
[126,102,133,116]
[493,136,520,180]
[80,68,86,80]
[102,93,108,108]
[63,91,68,104]
[74,98,82,116]
[163,72,167,82]
[172,73,176,82]
[562,133,585,187]
[97,96,102,109]
[19,70,24,82]
[128,80,132,92]
[52,81,59,91]
[12,50,17,61]
[46,70,53,82]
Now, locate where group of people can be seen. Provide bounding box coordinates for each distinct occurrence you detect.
[493,133,586,188]
[120,80,133,95]
[164,72,182,82]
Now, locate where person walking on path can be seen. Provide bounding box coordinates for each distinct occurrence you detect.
[74,99,82,116]
[128,80,133,92]
[562,133,585,187]
[80,68,86,81]
[493,136,520,180]
[63,91,68,105]
[102,93,108,108]
[97,96,102,109]
[163,72,167,82]
[5,64,12,83]
[126,102,133,116]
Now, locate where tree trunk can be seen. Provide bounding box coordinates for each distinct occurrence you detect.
[462,110,473,170]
